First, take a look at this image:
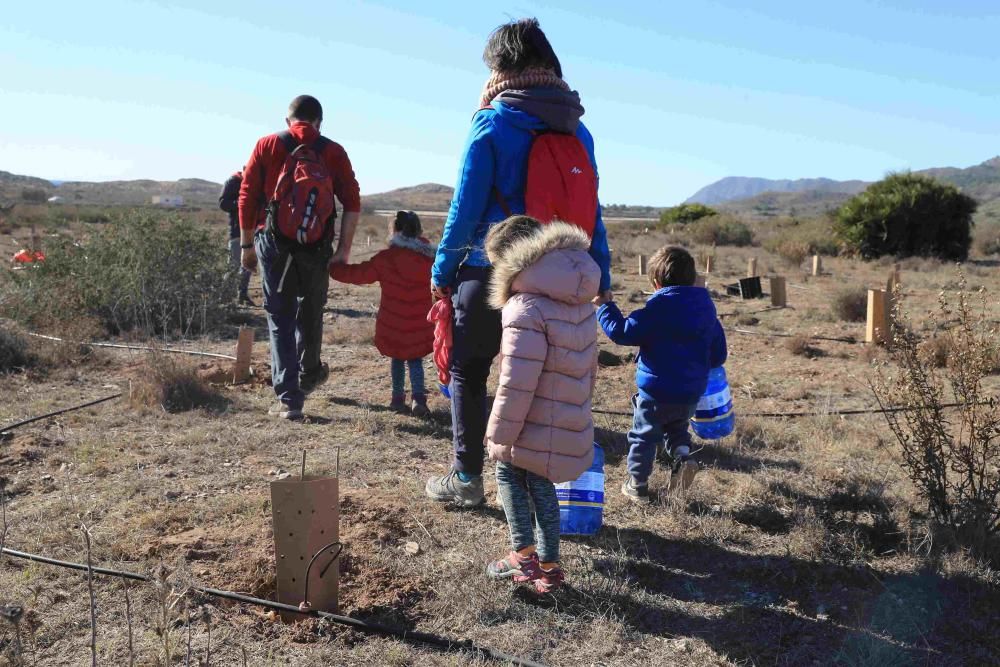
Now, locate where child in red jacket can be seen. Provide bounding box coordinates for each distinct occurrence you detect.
[330,211,435,415]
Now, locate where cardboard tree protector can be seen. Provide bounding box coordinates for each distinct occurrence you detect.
[270,451,340,619]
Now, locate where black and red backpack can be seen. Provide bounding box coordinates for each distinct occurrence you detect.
[486,107,598,237]
[265,132,336,247]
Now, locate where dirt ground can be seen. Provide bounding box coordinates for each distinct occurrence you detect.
[2,214,1000,666]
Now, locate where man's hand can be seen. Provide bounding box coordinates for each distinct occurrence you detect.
[592,290,613,307]
[329,249,348,266]
[431,283,449,301]
[241,247,258,273]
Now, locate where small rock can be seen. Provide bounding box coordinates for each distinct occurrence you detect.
[409,450,426,459]
[40,474,53,481]
[268,469,278,476]
[404,541,421,556]
[276,472,292,480]
[164,490,182,501]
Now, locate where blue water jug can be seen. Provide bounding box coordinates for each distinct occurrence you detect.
[555,444,604,536]
[690,367,735,440]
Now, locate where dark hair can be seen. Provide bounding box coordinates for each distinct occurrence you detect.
[649,245,697,288]
[483,18,562,77]
[287,95,323,123]
[485,215,543,263]
[393,211,421,238]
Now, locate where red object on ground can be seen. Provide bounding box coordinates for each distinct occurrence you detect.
[12,249,45,264]
[329,237,435,361]
[427,292,453,388]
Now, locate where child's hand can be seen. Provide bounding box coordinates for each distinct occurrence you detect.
[592,290,613,306]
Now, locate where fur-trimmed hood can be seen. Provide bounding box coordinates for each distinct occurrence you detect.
[489,222,600,309]
[389,233,436,258]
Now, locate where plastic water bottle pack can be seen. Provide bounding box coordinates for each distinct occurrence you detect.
[555,444,604,536]
[690,366,735,440]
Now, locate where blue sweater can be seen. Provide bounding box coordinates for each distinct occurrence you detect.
[598,286,728,404]
[431,100,612,292]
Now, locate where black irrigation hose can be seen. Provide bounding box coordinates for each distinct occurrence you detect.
[592,400,985,420]
[25,333,237,361]
[0,393,123,436]
[724,327,860,345]
[0,547,548,667]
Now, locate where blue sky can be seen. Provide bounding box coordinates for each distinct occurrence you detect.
[1,1,996,205]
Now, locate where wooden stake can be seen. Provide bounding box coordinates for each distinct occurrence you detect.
[769,276,787,308]
[705,255,714,274]
[747,257,758,278]
[812,255,822,277]
[232,326,254,383]
[366,235,371,247]
[866,289,888,344]
[638,254,648,276]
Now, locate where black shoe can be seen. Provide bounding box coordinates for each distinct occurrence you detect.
[621,477,651,504]
[300,362,329,395]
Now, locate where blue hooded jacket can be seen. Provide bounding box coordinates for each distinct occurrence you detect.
[432,89,612,291]
[598,287,728,404]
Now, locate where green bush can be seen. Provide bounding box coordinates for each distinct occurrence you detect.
[688,214,753,247]
[659,203,717,226]
[836,172,976,260]
[2,213,236,337]
[831,287,868,323]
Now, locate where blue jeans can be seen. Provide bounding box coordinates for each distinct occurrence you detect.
[255,231,330,411]
[627,393,696,485]
[496,462,560,563]
[391,358,426,398]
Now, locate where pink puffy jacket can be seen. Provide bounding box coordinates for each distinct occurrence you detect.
[486,223,600,483]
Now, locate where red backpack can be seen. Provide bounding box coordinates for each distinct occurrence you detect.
[488,110,598,237]
[266,132,336,246]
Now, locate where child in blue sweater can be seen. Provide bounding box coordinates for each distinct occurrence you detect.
[596,245,727,502]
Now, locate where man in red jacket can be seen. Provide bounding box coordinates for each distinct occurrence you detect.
[238,95,362,419]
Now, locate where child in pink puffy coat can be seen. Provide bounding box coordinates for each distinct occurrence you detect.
[483,216,599,594]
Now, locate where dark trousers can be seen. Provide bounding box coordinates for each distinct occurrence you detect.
[627,393,696,484]
[496,462,560,562]
[255,231,330,411]
[449,265,502,476]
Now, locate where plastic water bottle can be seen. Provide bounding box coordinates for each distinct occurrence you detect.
[555,444,604,536]
[690,366,735,440]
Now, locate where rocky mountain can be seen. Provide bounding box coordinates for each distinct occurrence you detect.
[686,176,868,206]
[361,183,454,213]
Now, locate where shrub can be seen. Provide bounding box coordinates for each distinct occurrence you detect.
[836,172,976,260]
[831,288,868,322]
[688,214,753,247]
[2,213,236,337]
[0,321,35,373]
[769,239,811,267]
[129,353,227,413]
[975,221,1000,256]
[659,203,717,226]
[871,277,1000,560]
[20,188,48,203]
[786,335,823,358]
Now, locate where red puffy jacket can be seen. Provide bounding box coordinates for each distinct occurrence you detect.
[330,235,435,361]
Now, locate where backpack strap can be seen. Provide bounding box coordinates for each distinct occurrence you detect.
[277,130,298,155]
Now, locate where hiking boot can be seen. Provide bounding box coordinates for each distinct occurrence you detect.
[389,394,408,413]
[486,551,541,583]
[533,565,566,594]
[425,469,484,507]
[268,403,304,421]
[299,362,329,395]
[411,394,430,418]
[669,457,699,493]
[238,293,257,307]
[621,477,651,504]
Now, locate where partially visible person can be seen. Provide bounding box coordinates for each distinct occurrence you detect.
[239,94,361,419]
[330,211,435,416]
[483,216,599,593]
[426,17,612,506]
[219,168,254,306]
[596,245,728,503]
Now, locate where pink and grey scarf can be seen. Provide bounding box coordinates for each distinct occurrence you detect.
[480,67,570,108]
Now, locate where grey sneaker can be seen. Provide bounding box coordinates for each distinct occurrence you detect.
[268,403,304,420]
[669,458,699,493]
[425,469,484,507]
[621,477,651,504]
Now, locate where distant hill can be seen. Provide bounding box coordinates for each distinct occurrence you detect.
[0,171,221,206]
[718,190,854,220]
[362,183,454,213]
[686,176,868,206]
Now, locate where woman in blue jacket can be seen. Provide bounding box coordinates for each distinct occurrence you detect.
[425,17,613,506]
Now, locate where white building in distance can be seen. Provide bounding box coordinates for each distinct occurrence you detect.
[152,195,184,207]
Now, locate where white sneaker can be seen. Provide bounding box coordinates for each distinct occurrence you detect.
[268,403,304,420]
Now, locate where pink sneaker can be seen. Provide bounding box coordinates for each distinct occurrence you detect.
[486,551,541,583]
[533,566,565,594]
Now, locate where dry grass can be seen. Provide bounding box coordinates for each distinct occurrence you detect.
[127,353,227,414]
[2,212,1000,665]
[831,287,869,322]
